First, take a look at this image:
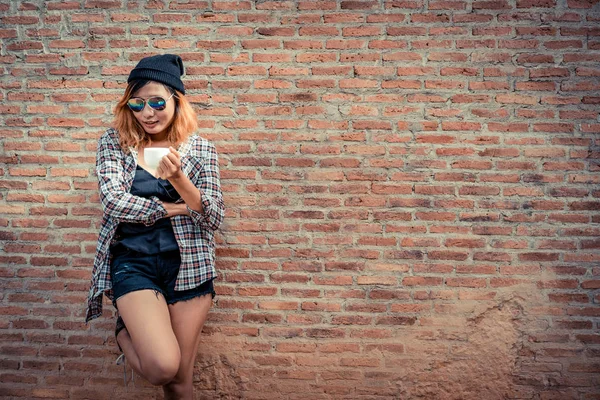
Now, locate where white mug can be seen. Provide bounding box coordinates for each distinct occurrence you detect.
[144,147,170,170]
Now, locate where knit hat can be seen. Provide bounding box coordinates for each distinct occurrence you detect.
[127,54,186,94]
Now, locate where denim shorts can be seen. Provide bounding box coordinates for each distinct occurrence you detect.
[110,245,215,307]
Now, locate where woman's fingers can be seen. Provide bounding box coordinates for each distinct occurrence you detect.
[161,154,175,170]
[165,147,181,167]
[157,147,182,180]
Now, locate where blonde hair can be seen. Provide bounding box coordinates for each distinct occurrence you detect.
[112,80,198,152]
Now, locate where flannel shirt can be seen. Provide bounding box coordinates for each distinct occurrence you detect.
[85,128,224,323]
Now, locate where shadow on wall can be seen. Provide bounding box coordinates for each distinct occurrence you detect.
[399,291,528,399]
[187,274,584,399]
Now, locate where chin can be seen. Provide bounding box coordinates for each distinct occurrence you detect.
[145,126,167,136]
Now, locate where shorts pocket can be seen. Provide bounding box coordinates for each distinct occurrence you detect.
[110,252,135,285]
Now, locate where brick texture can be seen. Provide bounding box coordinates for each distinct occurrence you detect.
[1,0,599,399]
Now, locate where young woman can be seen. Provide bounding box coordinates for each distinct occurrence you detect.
[85,54,225,399]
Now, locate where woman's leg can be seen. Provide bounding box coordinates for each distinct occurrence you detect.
[162,293,213,400]
[115,289,181,386]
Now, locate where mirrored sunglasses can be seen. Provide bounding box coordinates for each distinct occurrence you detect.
[127,92,174,112]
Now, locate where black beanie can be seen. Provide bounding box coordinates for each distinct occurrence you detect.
[127,54,186,94]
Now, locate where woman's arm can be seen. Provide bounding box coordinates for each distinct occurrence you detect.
[157,143,225,231]
[161,202,189,217]
[158,147,204,213]
[97,129,168,225]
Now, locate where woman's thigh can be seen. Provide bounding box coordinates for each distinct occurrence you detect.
[116,289,181,370]
[168,293,213,382]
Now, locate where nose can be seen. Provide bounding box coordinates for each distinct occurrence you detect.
[141,102,155,117]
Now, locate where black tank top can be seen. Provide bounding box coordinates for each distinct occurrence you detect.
[112,166,181,254]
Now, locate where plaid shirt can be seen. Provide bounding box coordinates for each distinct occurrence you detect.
[85,128,224,322]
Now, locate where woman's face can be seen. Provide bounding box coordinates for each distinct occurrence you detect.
[130,81,176,141]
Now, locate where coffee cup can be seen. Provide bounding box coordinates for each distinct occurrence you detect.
[144,147,170,169]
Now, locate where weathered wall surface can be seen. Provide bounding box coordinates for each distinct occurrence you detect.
[1,0,599,399]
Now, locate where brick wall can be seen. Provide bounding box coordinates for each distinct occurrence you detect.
[1,0,600,399]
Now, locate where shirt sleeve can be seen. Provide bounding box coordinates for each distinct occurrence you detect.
[187,141,225,231]
[96,129,167,226]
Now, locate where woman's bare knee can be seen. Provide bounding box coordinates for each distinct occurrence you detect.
[141,352,180,386]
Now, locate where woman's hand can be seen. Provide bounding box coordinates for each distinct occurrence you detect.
[156,147,184,181]
[157,146,204,215]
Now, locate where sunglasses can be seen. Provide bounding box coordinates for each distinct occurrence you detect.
[127,92,174,112]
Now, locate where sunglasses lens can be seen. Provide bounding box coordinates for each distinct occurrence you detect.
[127,98,145,112]
[148,97,167,110]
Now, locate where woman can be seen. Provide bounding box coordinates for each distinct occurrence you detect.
[85,54,225,399]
